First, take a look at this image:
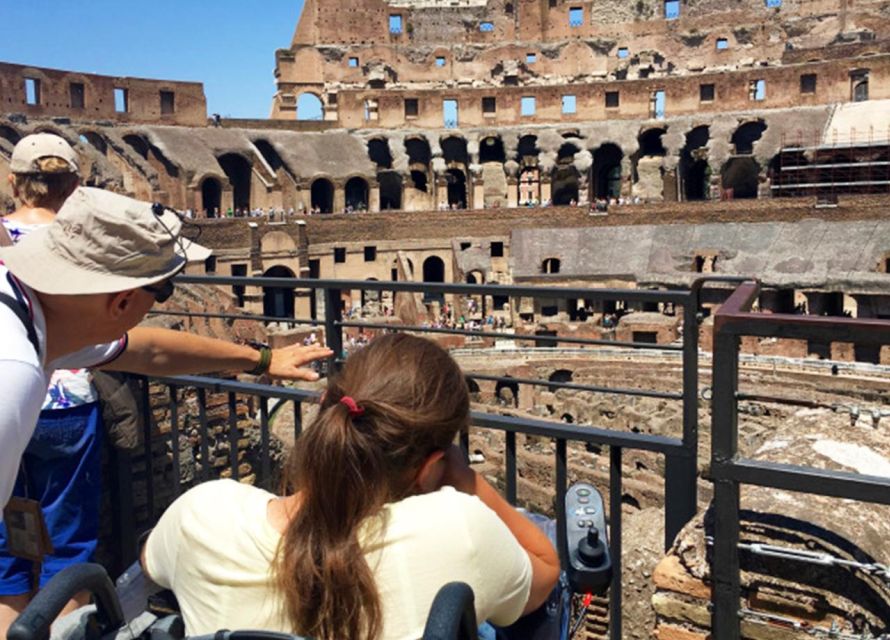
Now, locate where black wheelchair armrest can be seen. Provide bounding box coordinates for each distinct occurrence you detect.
[421,582,478,640]
[8,563,125,640]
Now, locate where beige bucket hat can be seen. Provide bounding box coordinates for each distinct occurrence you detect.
[10,133,80,174]
[0,187,211,295]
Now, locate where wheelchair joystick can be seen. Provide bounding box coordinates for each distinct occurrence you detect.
[563,482,613,595]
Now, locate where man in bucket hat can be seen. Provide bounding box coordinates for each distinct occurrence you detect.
[0,187,331,628]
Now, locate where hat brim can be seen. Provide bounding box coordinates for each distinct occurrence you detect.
[0,226,207,295]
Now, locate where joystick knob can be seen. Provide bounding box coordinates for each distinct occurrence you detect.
[578,527,606,567]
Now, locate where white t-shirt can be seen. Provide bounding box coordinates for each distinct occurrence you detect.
[144,480,533,639]
[0,266,127,511]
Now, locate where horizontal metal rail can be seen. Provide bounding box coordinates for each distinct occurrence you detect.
[467,372,684,400]
[175,274,693,304]
[339,319,683,351]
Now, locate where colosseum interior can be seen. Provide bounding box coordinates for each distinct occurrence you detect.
[2,0,889,638]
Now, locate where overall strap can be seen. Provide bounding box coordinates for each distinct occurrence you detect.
[0,292,39,355]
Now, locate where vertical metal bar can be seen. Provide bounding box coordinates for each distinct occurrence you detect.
[666,292,700,549]
[227,392,239,481]
[197,388,210,482]
[168,385,181,498]
[459,430,470,456]
[555,438,567,568]
[711,329,742,640]
[260,397,270,488]
[505,431,517,505]
[139,376,155,521]
[324,287,344,373]
[609,446,623,640]
[293,400,303,440]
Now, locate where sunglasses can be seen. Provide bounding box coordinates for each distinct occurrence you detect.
[142,279,175,303]
[145,202,202,304]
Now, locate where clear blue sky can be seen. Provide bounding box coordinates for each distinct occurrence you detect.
[0,0,305,118]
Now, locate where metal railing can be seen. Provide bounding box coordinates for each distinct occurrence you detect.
[109,274,719,640]
[709,281,890,639]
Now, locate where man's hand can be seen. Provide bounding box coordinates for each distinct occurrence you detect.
[267,344,333,381]
[438,444,477,495]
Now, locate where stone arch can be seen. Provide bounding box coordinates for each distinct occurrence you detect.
[123,133,150,159]
[638,128,667,157]
[731,120,767,155]
[466,376,481,397]
[548,369,574,392]
[78,130,107,155]
[495,376,519,407]
[200,176,223,215]
[378,171,402,210]
[542,257,561,274]
[0,125,22,146]
[441,135,469,166]
[217,153,252,210]
[479,136,506,163]
[262,265,296,319]
[361,277,382,309]
[296,92,324,121]
[368,137,393,169]
[517,135,539,164]
[345,176,369,211]
[592,143,624,199]
[722,157,760,199]
[552,143,580,205]
[423,255,446,283]
[680,126,711,201]
[465,269,484,284]
[406,136,432,195]
[446,168,467,207]
[310,177,334,213]
[253,139,289,175]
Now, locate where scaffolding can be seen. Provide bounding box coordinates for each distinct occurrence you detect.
[771,126,890,198]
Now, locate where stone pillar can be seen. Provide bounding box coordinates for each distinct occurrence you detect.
[369,184,381,213]
[578,171,590,207]
[506,177,519,208]
[333,182,346,214]
[435,175,449,210]
[540,176,552,204]
[473,181,485,210]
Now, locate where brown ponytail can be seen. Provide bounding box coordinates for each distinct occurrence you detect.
[275,334,470,640]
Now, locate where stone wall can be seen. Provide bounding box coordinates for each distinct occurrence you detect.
[0,62,206,126]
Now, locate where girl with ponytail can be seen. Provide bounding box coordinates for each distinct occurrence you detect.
[144,334,559,639]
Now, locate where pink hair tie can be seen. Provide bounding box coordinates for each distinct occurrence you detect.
[340,396,365,418]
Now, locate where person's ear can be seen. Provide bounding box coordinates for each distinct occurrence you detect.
[107,290,137,319]
[8,174,18,198]
[414,449,447,494]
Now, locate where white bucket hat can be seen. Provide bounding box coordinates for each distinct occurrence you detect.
[0,187,211,295]
[10,133,80,174]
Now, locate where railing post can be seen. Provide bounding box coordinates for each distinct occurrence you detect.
[324,287,343,372]
[666,293,701,548]
[711,327,742,640]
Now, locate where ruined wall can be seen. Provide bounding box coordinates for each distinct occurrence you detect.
[273,0,890,124]
[0,62,207,126]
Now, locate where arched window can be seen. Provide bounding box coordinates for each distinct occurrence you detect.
[218,154,252,210]
[296,93,324,121]
[345,177,369,211]
[311,178,334,213]
[201,177,222,216]
[542,258,561,274]
[262,265,296,319]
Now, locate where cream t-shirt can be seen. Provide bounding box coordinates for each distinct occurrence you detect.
[144,479,532,639]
